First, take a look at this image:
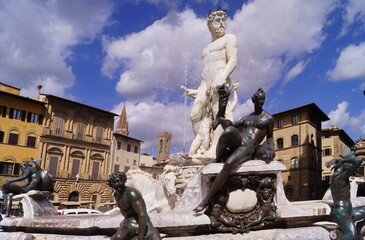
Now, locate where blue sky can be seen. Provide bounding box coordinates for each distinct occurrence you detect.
[0,0,364,156]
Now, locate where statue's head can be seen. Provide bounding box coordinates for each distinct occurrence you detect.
[251,88,266,107]
[108,172,127,190]
[20,161,31,170]
[207,8,227,38]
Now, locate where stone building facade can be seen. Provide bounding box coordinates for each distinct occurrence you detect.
[37,94,117,209]
[0,82,44,187]
[273,103,329,201]
[111,104,142,173]
[112,133,142,173]
[321,126,354,182]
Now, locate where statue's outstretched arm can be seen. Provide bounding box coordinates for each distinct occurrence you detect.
[6,168,31,184]
[180,85,198,98]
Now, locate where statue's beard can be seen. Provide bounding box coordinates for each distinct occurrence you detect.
[210,23,225,38]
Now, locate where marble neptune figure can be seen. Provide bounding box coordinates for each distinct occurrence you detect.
[181,8,238,164]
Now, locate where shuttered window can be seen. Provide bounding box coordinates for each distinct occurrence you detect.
[76,122,85,140]
[0,131,4,143]
[26,135,36,147]
[8,133,19,145]
[54,117,64,136]
[95,127,102,143]
[48,156,58,177]
[9,108,25,120]
[0,106,7,117]
[91,161,100,180]
[71,159,80,179]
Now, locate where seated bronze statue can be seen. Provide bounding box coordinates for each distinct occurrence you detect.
[326,146,365,240]
[108,172,161,240]
[194,86,275,212]
[2,158,54,217]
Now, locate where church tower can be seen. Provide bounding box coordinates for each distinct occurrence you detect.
[115,103,129,136]
[157,131,172,163]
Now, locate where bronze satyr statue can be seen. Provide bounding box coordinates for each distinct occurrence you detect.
[108,172,161,240]
[2,158,54,217]
[326,146,365,240]
[194,86,275,212]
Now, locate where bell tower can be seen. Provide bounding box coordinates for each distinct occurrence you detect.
[115,103,129,136]
[157,131,172,163]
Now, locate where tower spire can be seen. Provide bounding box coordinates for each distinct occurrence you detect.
[116,102,129,136]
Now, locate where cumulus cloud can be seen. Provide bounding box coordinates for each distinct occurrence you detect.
[0,0,112,97]
[327,42,365,81]
[230,0,334,96]
[103,0,335,99]
[284,61,309,84]
[323,101,351,128]
[102,9,207,100]
[112,100,194,155]
[323,101,365,136]
[103,0,337,153]
[340,0,365,36]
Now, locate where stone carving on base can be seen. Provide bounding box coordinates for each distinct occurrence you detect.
[208,175,277,234]
[125,168,178,213]
[326,146,365,240]
[108,172,162,240]
[2,158,54,217]
[181,8,238,164]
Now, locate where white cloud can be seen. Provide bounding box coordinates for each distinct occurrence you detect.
[103,0,337,153]
[230,0,334,96]
[323,101,365,137]
[323,101,351,128]
[0,0,112,97]
[284,61,309,83]
[340,0,365,36]
[327,42,365,81]
[112,100,194,155]
[103,0,335,99]
[102,9,208,100]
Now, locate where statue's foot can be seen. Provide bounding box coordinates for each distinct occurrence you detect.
[194,201,208,212]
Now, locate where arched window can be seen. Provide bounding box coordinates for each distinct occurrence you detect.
[26,134,37,147]
[291,157,299,169]
[285,187,294,200]
[8,130,19,145]
[277,138,283,149]
[68,191,79,201]
[291,135,299,147]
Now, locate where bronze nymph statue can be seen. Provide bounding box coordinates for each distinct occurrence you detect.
[2,158,54,217]
[194,86,275,212]
[326,146,365,240]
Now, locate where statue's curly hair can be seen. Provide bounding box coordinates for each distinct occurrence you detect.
[107,171,127,187]
[207,8,227,27]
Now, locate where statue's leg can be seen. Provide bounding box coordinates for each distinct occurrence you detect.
[189,135,203,156]
[215,126,242,163]
[111,224,136,240]
[331,207,357,240]
[352,206,365,236]
[194,145,252,212]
